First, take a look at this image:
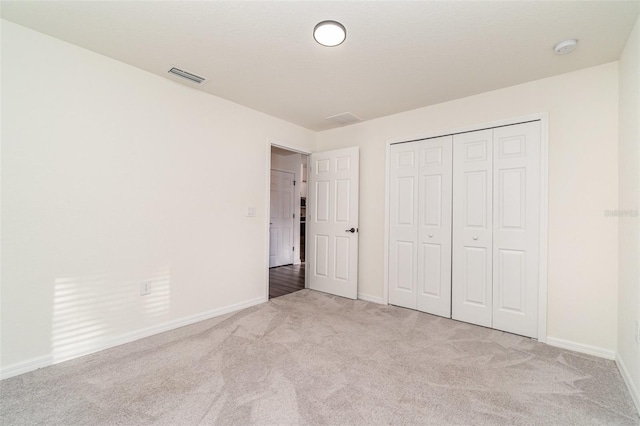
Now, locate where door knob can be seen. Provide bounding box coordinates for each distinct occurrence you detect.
[428,234,433,238]
[345,228,356,233]
[473,236,478,240]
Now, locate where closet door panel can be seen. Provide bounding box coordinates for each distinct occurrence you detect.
[492,122,540,338]
[463,246,489,305]
[389,143,419,309]
[417,136,452,317]
[452,130,493,327]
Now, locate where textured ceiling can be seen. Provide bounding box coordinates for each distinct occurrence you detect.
[2,1,639,131]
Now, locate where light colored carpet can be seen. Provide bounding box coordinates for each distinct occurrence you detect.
[1,289,638,425]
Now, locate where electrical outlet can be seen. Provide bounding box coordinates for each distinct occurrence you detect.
[636,320,640,344]
[247,207,256,217]
[140,281,151,296]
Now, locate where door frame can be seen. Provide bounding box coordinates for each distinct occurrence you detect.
[383,113,549,342]
[265,138,312,301]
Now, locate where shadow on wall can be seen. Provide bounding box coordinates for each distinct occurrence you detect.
[51,268,171,363]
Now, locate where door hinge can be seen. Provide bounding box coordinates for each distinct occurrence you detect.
[293,247,295,251]
[293,213,295,218]
[294,180,296,186]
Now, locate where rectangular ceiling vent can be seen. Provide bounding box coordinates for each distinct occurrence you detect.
[167,67,208,85]
[326,112,362,126]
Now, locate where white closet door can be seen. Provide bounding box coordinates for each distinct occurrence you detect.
[452,129,493,327]
[388,142,419,309]
[416,136,453,317]
[492,122,540,338]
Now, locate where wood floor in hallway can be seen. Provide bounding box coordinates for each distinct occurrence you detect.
[269,263,305,299]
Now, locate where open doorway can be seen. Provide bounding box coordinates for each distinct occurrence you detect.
[269,146,308,299]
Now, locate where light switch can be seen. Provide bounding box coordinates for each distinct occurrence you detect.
[247,207,256,217]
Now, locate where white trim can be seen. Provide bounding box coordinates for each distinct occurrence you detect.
[537,113,549,343]
[357,293,385,304]
[383,113,549,342]
[270,140,313,156]
[265,140,272,300]
[546,336,616,360]
[386,113,548,146]
[382,142,391,305]
[0,296,266,381]
[616,353,640,415]
[0,355,52,381]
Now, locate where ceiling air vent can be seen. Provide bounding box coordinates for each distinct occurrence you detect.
[326,112,362,126]
[167,67,208,85]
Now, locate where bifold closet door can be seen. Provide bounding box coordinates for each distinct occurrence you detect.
[416,137,452,317]
[389,136,452,317]
[452,122,541,338]
[492,122,540,338]
[452,129,494,328]
[389,142,419,309]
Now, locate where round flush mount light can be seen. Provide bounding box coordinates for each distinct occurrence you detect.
[313,20,346,47]
[553,39,578,55]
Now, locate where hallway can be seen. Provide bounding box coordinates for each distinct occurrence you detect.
[269,263,305,299]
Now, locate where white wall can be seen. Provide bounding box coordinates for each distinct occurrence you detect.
[0,20,315,373]
[618,15,640,411]
[270,150,304,264]
[317,63,620,353]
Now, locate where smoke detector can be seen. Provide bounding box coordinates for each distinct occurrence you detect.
[553,39,578,55]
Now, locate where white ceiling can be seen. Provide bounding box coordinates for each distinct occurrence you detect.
[2,1,639,131]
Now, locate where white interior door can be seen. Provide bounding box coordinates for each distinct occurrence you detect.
[492,122,540,338]
[417,136,453,317]
[452,129,493,327]
[307,147,359,299]
[269,170,294,268]
[389,142,419,309]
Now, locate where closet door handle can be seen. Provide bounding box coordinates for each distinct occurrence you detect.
[345,228,356,233]
[428,234,433,238]
[473,236,478,240]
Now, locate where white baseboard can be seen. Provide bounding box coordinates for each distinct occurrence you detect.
[0,354,53,381]
[546,336,616,360]
[0,296,266,381]
[357,293,385,305]
[616,353,640,415]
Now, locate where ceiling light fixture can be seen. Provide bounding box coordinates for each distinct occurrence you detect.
[553,39,578,55]
[313,20,346,47]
